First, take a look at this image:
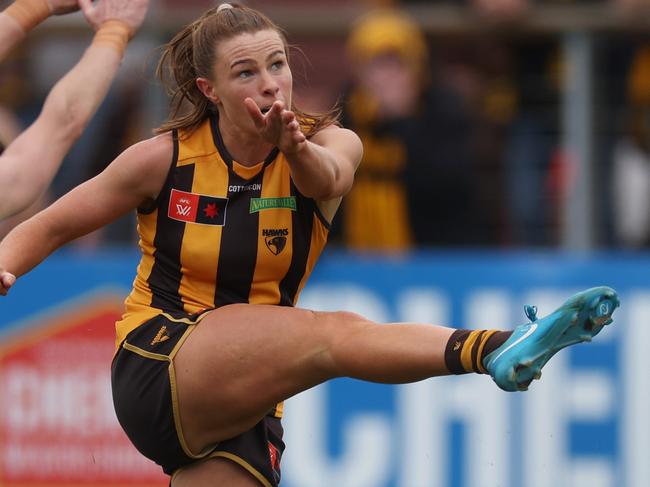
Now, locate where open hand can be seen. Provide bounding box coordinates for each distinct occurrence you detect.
[79,0,149,35]
[0,268,16,296]
[244,98,306,155]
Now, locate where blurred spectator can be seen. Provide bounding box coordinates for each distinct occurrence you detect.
[336,8,481,251]
[612,0,650,16]
[502,39,565,246]
[468,0,650,248]
[464,0,565,246]
[612,44,650,248]
[469,0,528,21]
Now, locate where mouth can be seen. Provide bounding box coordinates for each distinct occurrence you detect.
[260,106,272,114]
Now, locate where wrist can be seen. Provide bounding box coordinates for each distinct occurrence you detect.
[4,0,50,33]
[283,139,309,161]
[91,19,131,57]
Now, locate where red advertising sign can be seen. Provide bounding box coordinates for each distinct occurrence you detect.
[0,295,167,486]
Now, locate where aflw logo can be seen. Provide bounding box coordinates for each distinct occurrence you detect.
[176,198,192,216]
[263,228,289,255]
[168,189,228,226]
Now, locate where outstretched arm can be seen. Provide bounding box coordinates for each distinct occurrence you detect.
[0,132,173,295]
[0,0,79,62]
[244,98,363,201]
[0,0,149,220]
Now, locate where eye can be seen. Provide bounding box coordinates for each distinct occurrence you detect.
[238,70,253,79]
[270,60,284,71]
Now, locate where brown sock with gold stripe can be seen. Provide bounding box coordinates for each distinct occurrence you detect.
[444,329,513,374]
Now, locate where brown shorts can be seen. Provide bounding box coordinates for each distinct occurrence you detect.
[111,312,285,486]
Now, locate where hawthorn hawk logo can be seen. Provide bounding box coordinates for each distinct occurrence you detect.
[262,228,288,255]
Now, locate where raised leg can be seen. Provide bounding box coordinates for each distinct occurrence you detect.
[173,304,455,453]
[173,285,620,456]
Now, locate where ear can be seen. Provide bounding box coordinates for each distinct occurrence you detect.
[196,77,220,104]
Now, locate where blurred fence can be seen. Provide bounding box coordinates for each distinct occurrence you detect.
[1,248,649,486]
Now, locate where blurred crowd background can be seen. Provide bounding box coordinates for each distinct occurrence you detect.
[0,0,649,253]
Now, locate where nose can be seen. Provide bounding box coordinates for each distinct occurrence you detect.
[260,70,280,97]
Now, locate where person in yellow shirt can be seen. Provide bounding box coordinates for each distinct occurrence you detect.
[339,9,478,250]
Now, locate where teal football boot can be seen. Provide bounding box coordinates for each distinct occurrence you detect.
[484,286,619,392]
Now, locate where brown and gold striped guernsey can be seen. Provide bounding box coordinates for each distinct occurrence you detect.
[116,116,330,417]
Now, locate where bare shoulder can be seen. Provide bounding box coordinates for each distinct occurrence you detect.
[310,125,363,169]
[120,132,174,168]
[106,132,175,200]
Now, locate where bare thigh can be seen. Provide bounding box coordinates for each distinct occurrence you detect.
[173,303,453,454]
[173,304,350,452]
[172,457,261,487]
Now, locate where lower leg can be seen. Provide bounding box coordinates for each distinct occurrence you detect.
[325,318,456,382]
[323,313,510,383]
[322,287,619,390]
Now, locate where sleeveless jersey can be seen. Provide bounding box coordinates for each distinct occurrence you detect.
[116,116,330,349]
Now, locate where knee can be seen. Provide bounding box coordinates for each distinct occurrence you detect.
[323,310,367,322]
[311,310,374,372]
[313,310,370,334]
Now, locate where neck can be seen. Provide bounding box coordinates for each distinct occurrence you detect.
[218,118,274,166]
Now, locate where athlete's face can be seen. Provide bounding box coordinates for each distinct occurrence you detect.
[199,29,293,136]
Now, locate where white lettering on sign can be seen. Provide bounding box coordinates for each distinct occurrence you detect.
[624,293,650,487]
[0,316,167,485]
[283,385,392,487]
[2,366,116,438]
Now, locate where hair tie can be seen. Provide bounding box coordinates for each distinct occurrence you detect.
[217,3,233,13]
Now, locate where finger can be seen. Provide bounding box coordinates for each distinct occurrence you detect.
[1,272,16,290]
[266,101,286,125]
[112,0,150,32]
[243,98,265,129]
[281,110,296,124]
[78,0,96,25]
[271,100,284,115]
[287,119,305,141]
